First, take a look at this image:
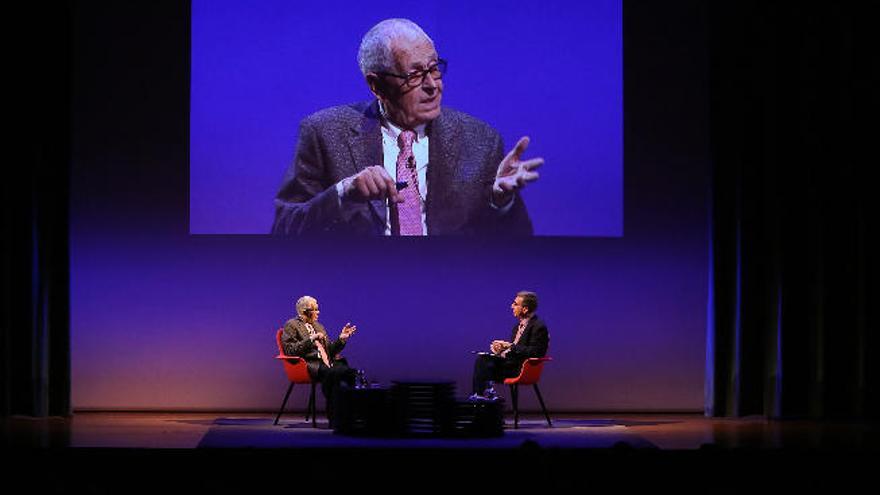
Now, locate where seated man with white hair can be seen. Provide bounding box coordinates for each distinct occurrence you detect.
[281,295,358,426]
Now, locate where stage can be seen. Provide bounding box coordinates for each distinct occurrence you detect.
[5,2,877,493]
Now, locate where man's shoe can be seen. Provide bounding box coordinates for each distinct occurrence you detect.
[483,386,502,401]
[468,391,503,403]
[468,393,487,402]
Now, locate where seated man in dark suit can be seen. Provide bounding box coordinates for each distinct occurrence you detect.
[272,18,543,236]
[471,291,549,400]
[281,295,358,425]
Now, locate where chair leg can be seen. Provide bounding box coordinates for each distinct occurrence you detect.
[309,383,317,428]
[511,384,520,429]
[275,382,295,425]
[305,385,313,421]
[533,384,552,427]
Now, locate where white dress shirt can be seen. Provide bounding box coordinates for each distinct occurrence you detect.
[335,100,514,235]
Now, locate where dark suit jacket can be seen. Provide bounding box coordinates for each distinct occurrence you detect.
[281,318,346,378]
[271,100,532,236]
[504,315,550,375]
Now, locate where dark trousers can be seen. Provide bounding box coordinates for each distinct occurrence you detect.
[472,354,519,394]
[313,359,356,419]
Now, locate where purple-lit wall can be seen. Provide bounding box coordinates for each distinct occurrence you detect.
[71,237,706,411]
[70,2,708,412]
[189,0,622,236]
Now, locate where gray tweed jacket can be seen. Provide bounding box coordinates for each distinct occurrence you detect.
[271,100,532,236]
[281,318,346,378]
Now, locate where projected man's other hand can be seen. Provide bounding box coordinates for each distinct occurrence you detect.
[342,166,403,204]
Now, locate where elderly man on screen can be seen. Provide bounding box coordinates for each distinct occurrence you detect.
[272,18,542,236]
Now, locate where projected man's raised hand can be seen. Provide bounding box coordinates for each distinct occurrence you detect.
[492,136,544,207]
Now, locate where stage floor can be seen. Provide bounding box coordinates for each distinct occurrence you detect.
[4,412,878,491]
[4,411,878,450]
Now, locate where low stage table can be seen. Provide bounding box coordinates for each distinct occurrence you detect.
[333,380,503,438]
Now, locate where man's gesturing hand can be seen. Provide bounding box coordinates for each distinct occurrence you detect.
[342,166,402,203]
[339,323,357,341]
[492,136,543,207]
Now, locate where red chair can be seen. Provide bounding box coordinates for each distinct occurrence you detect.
[504,357,552,429]
[274,328,317,427]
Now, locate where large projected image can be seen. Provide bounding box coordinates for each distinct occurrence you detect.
[190,1,621,236]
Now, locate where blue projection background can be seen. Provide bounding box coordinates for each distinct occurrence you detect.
[70,1,708,412]
[190,0,622,236]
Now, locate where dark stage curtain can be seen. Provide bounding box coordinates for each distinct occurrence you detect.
[1,4,71,418]
[706,2,876,419]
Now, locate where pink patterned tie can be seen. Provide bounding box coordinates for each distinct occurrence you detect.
[307,323,331,367]
[392,130,423,236]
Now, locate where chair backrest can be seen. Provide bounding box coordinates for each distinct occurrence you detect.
[275,328,284,354]
[275,328,311,383]
[506,357,553,385]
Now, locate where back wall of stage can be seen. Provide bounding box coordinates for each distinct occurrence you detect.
[69,1,710,412]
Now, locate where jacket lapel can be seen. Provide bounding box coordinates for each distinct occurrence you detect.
[313,321,327,339]
[511,316,537,343]
[294,318,311,343]
[347,100,386,228]
[426,108,460,234]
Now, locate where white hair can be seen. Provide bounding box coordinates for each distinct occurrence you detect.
[357,18,434,75]
[295,295,317,317]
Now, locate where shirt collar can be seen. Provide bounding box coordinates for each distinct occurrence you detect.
[377,100,427,140]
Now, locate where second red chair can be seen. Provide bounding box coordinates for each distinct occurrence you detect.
[504,357,553,429]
